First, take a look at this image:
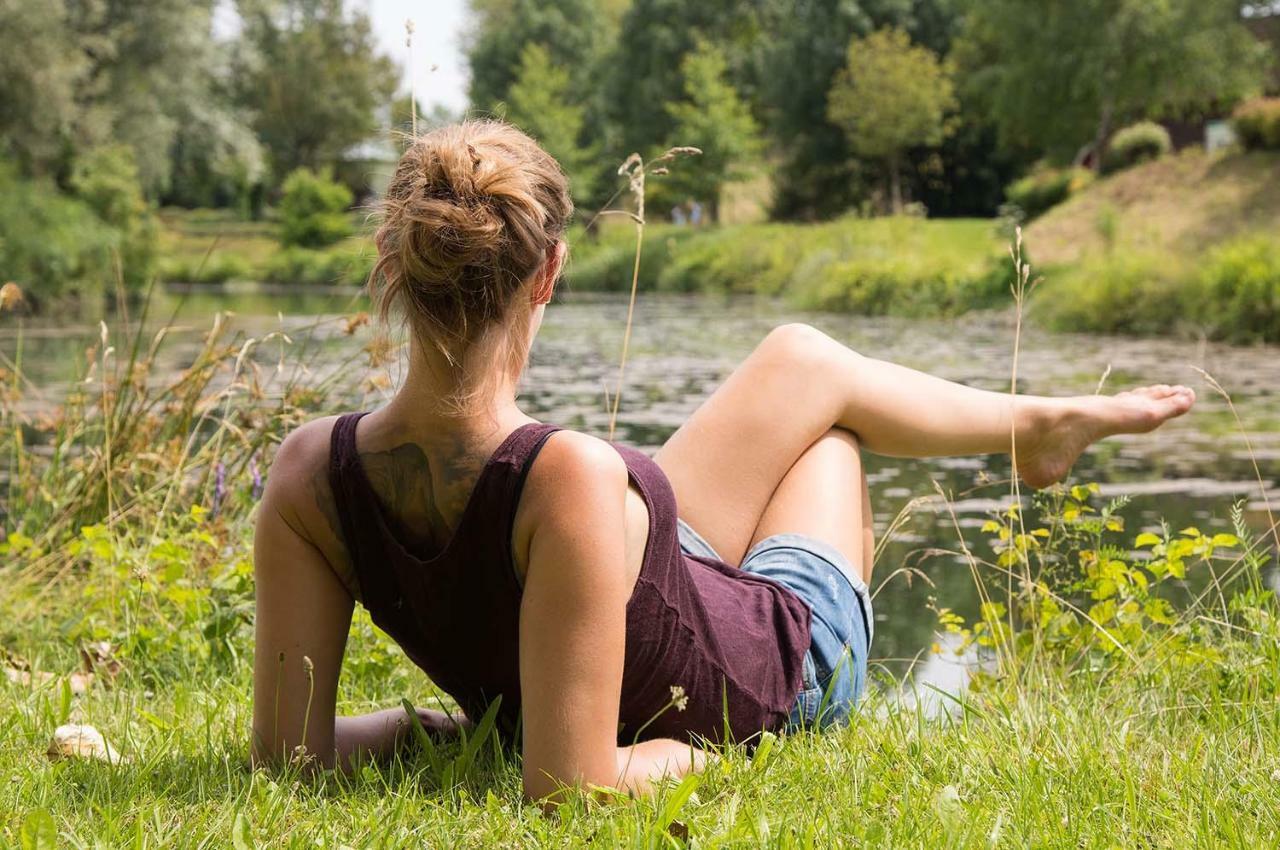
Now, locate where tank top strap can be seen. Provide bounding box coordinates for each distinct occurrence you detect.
[482,422,562,534]
[327,411,387,603]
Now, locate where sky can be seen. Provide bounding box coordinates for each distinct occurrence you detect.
[364,0,471,113]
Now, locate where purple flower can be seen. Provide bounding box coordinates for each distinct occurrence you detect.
[250,456,263,502]
[212,461,226,518]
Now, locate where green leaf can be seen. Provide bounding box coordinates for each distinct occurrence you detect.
[231,811,254,850]
[455,694,503,781]
[657,771,703,829]
[1134,532,1162,548]
[20,809,57,850]
[1179,526,1202,538]
[401,698,442,777]
[1210,533,1240,549]
[1144,598,1175,625]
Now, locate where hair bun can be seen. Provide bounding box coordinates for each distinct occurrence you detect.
[370,120,572,350]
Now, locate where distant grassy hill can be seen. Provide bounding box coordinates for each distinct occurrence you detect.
[1025,149,1280,344]
[1025,149,1280,268]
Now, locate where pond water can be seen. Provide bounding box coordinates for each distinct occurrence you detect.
[3,287,1277,686]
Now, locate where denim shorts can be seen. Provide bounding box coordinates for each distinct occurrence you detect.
[677,519,873,730]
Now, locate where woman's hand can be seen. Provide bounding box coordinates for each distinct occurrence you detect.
[334,706,471,768]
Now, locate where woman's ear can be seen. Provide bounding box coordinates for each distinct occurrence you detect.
[531,241,566,306]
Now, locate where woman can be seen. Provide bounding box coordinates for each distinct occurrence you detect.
[251,121,1194,801]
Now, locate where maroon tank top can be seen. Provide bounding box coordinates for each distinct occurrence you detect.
[327,413,811,744]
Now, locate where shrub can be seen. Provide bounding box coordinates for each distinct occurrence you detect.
[1232,98,1280,150]
[0,165,119,302]
[1004,165,1094,220]
[1035,252,1194,336]
[69,146,158,290]
[1103,121,1172,174]
[1198,235,1280,343]
[159,254,254,284]
[278,168,354,248]
[264,246,373,286]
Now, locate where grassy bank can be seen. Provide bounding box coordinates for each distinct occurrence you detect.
[567,217,1009,317]
[1026,150,1280,343]
[2,298,1278,847]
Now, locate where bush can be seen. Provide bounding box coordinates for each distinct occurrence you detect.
[1103,122,1171,174]
[0,165,119,302]
[1004,165,1095,220]
[1198,235,1280,343]
[69,146,158,289]
[1232,98,1280,151]
[278,168,354,248]
[264,246,373,286]
[159,254,254,284]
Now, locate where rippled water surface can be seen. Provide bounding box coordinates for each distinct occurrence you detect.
[5,289,1277,676]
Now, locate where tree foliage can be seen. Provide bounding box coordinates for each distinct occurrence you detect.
[958,0,1269,166]
[234,0,397,180]
[828,28,956,212]
[500,44,599,203]
[662,41,763,218]
[465,0,606,117]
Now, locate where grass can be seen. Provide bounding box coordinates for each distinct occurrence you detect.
[1024,148,1280,268]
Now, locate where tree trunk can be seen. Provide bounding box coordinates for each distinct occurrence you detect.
[1091,99,1115,174]
[888,154,903,215]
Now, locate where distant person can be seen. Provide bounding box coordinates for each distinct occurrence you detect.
[250,120,1196,804]
[670,204,687,226]
[688,199,704,226]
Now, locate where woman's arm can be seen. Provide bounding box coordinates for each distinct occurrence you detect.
[252,428,468,771]
[518,434,707,803]
[250,432,354,769]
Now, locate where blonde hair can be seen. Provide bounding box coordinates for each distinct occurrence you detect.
[369,120,573,380]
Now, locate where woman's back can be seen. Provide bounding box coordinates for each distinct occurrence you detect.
[324,413,810,743]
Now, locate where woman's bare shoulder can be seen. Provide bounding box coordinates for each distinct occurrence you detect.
[259,416,355,583]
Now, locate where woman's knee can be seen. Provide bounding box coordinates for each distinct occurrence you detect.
[757,323,858,373]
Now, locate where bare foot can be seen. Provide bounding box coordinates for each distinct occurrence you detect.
[1015,385,1196,489]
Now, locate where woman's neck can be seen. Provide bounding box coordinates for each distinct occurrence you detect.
[377,328,530,442]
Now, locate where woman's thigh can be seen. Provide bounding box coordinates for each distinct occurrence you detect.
[653,324,845,565]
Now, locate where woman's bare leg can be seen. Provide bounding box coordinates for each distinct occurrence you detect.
[656,323,1194,565]
[748,428,874,585]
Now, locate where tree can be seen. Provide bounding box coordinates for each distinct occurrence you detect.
[0,0,244,198]
[663,41,763,220]
[958,0,1269,167]
[234,0,398,182]
[604,0,767,164]
[0,0,91,177]
[465,0,606,115]
[755,0,917,219]
[828,28,955,213]
[501,44,599,202]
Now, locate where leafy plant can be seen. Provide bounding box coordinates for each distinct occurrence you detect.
[1232,97,1280,150]
[278,167,354,248]
[1102,121,1171,174]
[1004,165,1094,220]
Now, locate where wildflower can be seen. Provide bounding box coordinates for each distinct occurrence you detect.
[250,457,263,501]
[344,312,369,336]
[0,282,23,311]
[212,461,227,518]
[669,685,688,712]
